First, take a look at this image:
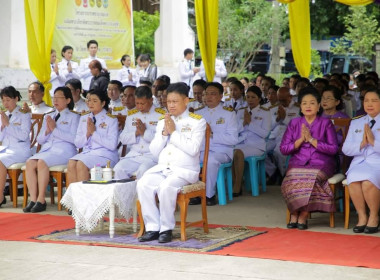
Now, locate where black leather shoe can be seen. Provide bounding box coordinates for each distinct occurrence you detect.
[138,231,159,242]
[17,188,24,196]
[23,201,36,213]
[364,225,379,234]
[353,225,366,233]
[287,222,298,229]
[3,185,9,196]
[297,223,308,230]
[189,197,201,205]
[31,201,47,213]
[206,196,216,206]
[158,230,173,243]
[0,196,6,207]
[233,188,242,197]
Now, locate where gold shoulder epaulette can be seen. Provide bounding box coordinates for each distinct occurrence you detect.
[239,106,248,110]
[189,98,196,102]
[106,112,117,118]
[81,111,90,116]
[223,106,234,112]
[127,109,139,116]
[269,104,279,109]
[113,106,125,112]
[259,106,269,111]
[225,98,231,102]
[194,105,205,112]
[19,108,29,114]
[189,112,202,120]
[70,110,81,115]
[155,107,166,114]
[352,114,365,120]
[159,115,165,120]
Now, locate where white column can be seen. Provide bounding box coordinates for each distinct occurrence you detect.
[154,0,195,82]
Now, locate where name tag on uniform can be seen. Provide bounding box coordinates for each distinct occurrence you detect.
[99,122,107,128]
[149,121,158,126]
[355,129,362,133]
[181,124,192,132]
[132,118,137,126]
[12,122,21,126]
[254,116,262,120]
[60,121,68,125]
[216,118,225,124]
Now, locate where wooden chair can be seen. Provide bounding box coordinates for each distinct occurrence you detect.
[7,114,44,208]
[137,123,211,241]
[286,118,351,228]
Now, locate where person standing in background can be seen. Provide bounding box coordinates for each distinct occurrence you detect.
[117,54,138,87]
[178,48,200,97]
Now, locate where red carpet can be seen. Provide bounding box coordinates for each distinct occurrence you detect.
[1,212,380,269]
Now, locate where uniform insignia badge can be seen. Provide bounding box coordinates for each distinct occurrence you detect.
[216,117,225,124]
[99,122,107,128]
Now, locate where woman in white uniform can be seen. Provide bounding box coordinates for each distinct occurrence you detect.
[0,86,31,207]
[67,89,119,184]
[58,46,80,84]
[343,87,380,234]
[232,86,271,196]
[24,87,80,213]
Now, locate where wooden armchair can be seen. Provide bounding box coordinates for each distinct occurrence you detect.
[137,123,211,241]
[8,114,44,208]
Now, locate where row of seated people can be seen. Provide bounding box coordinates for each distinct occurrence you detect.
[0,79,379,240]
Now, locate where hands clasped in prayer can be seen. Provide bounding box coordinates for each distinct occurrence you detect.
[162,114,175,136]
[86,117,96,138]
[243,109,251,126]
[295,124,315,149]
[0,111,10,130]
[277,105,286,122]
[44,115,57,135]
[360,124,375,149]
[135,119,147,136]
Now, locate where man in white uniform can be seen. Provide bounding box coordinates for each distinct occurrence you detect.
[137,83,206,243]
[198,58,227,84]
[22,82,53,114]
[178,48,200,96]
[77,40,107,91]
[114,86,164,179]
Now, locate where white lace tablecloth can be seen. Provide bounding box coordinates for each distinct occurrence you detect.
[61,181,137,233]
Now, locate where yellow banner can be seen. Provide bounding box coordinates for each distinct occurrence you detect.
[52,0,134,69]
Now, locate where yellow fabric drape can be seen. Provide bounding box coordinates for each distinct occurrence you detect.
[24,0,57,106]
[286,0,311,77]
[195,0,218,82]
[335,0,374,5]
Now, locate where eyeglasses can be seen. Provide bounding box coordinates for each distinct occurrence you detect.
[321,97,336,102]
[53,96,66,100]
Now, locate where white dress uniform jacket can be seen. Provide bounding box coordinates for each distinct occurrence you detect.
[49,64,65,97]
[78,56,107,90]
[113,106,164,179]
[198,59,227,84]
[116,66,138,86]
[0,106,32,167]
[72,109,119,167]
[30,109,80,166]
[224,97,248,112]
[343,114,380,189]
[236,105,271,156]
[179,59,195,87]
[58,58,80,83]
[73,98,89,114]
[109,99,123,116]
[30,102,54,114]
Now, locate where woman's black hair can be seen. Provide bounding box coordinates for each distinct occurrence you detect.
[269,85,280,93]
[230,80,245,94]
[363,87,380,99]
[322,85,344,111]
[86,89,110,111]
[298,86,322,116]
[54,86,74,110]
[65,79,82,91]
[120,54,130,66]
[1,86,22,102]
[246,86,264,105]
[61,45,73,57]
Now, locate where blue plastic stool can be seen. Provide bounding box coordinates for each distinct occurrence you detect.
[216,162,233,205]
[244,154,267,197]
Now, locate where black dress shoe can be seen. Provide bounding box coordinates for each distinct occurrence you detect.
[364,224,379,234]
[233,188,242,197]
[3,185,9,196]
[297,223,308,230]
[287,222,298,229]
[138,231,159,242]
[158,230,173,243]
[206,196,216,206]
[17,188,24,196]
[189,197,201,205]
[31,201,47,213]
[0,196,6,207]
[23,201,36,213]
[353,225,366,233]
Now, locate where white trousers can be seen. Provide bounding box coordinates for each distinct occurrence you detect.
[114,156,155,179]
[273,143,287,176]
[136,169,188,232]
[201,151,230,198]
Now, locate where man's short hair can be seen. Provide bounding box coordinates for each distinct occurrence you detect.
[167,82,189,97]
[87,40,98,48]
[29,81,44,92]
[184,48,194,57]
[122,85,136,92]
[109,80,123,91]
[205,82,224,94]
[139,78,153,88]
[135,85,153,99]
[193,79,207,89]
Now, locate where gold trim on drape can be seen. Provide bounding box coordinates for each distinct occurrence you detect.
[24,0,57,106]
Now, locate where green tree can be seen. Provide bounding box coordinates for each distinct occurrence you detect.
[310,49,322,78]
[218,0,287,73]
[330,6,380,71]
[133,10,160,60]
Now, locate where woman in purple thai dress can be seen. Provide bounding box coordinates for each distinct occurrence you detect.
[280,87,339,230]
